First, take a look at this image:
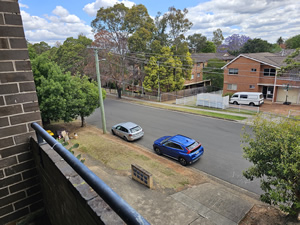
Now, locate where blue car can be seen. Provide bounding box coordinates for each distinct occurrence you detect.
[153,134,204,166]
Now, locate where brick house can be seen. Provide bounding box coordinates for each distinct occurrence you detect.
[185,53,235,89]
[222,51,300,104]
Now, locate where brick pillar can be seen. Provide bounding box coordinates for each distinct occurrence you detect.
[0,0,43,224]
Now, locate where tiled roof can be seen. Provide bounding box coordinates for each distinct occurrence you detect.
[191,53,235,62]
[241,52,287,67]
[222,50,296,69]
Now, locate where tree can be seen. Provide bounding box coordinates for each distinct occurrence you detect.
[203,59,226,90]
[71,75,104,127]
[277,36,284,45]
[217,34,251,55]
[240,38,272,53]
[152,12,169,47]
[187,33,207,53]
[165,6,193,51]
[91,3,154,98]
[32,54,104,126]
[212,28,224,47]
[54,34,93,75]
[143,47,185,93]
[202,41,216,53]
[32,41,51,55]
[285,34,300,49]
[126,4,156,53]
[279,48,300,78]
[242,115,300,217]
[31,54,74,124]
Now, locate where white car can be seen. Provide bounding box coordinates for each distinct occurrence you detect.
[111,122,144,141]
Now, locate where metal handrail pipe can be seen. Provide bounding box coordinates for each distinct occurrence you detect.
[31,122,150,225]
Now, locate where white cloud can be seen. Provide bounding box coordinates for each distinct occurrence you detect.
[83,0,135,17]
[19,3,29,9]
[21,6,93,46]
[186,0,300,43]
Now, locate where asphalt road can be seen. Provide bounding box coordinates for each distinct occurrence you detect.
[86,97,263,195]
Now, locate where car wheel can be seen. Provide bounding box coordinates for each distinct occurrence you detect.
[249,102,255,106]
[233,101,238,105]
[111,129,115,135]
[123,136,128,142]
[179,157,187,166]
[154,147,161,155]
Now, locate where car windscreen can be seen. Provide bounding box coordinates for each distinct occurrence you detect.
[187,141,200,150]
[130,126,141,133]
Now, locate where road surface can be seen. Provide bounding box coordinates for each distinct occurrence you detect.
[86,98,262,195]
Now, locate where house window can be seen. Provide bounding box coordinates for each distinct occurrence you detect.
[251,68,256,72]
[227,84,237,90]
[250,85,255,89]
[264,68,276,76]
[191,74,194,79]
[229,68,238,75]
[197,73,200,77]
[197,62,200,67]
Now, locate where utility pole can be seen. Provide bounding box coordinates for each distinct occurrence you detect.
[157,61,161,102]
[94,48,107,134]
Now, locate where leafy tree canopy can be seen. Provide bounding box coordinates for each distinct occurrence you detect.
[31,54,104,126]
[277,36,284,45]
[54,34,93,75]
[143,46,185,93]
[240,38,272,53]
[279,48,300,76]
[70,74,103,127]
[187,33,207,53]
[203,58,226,90]
[242,115,300,217]
[202,41,216,53]
[285,34,300,49]
[153,12,169,47]
[166,6,193,50]
[212,28,224,47]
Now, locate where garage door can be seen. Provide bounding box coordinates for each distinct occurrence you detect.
[277,87,300,104]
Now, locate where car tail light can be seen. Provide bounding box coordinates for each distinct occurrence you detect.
[129,134,132,136]
[186,148,191,154]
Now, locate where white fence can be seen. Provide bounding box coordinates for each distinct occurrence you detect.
[196,93,229,109]
[176,95,197,105]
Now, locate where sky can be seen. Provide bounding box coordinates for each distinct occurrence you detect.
[19,0,300,46]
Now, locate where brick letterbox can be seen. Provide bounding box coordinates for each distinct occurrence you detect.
[131,164,153,189]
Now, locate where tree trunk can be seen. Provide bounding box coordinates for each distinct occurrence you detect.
[81,115,85,127]
[116,83,122,98]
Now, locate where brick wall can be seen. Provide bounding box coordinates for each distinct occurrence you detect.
[0,0,43,224]
[224,57,263,94]
[30,140,124,225]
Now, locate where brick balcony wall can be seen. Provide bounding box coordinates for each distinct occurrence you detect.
[30,139,124,225]
[0,0,43,224]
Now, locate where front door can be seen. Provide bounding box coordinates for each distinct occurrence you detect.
[262,86,274,99]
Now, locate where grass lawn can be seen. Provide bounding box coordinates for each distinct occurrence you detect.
[132,101,249,120]
[45,121,206,192]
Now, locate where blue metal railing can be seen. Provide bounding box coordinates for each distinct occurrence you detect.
[31,122,150,225]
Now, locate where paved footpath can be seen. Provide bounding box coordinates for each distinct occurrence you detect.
[85,151,261,225]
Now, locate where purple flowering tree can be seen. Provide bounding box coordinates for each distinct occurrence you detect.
[217,34,251,55]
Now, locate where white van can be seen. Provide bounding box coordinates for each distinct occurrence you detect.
[229,92,264,106]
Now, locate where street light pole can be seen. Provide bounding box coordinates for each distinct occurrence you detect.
[94,49,107,134]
